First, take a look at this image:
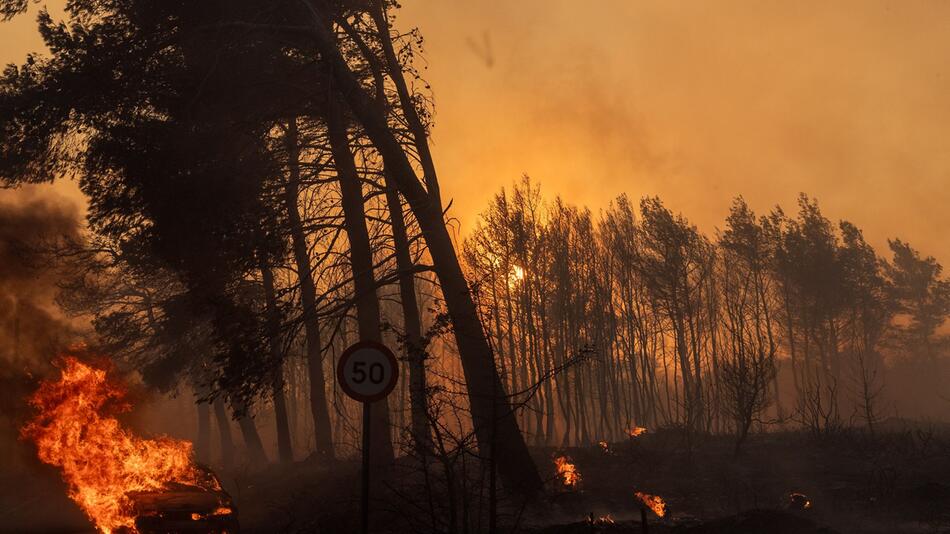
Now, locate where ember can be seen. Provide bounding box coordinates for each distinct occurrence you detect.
[789,492,812,510]
[635,491,667,518]
[554,454,581,489]
[21,356,208,533]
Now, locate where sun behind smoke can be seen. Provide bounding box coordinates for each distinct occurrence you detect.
[21,356,201,533]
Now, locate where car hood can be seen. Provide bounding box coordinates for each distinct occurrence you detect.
[129,486,230,514]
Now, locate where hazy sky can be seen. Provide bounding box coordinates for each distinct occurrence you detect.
[2,1,948,260]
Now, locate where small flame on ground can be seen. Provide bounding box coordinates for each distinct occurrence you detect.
[21,356,204,533]
[628,426,648,438]
[635,491,667,517]
[554,454,581,489]
[598,440,610,454]
[588,513,615,525]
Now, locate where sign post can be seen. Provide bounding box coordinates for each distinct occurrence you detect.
[337,341,399,534]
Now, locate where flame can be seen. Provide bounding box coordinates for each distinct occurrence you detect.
[789,492,812,510]
[598,440,610,454]
[589,514,615,525]
[190,507,231,522]
[635,491,667,518]
[21,357,204,533]
[628,426,648,438]
[553,454,581,489]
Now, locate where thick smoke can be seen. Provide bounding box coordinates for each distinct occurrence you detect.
[0,185,85,473]
[0,186,83,366]
[398,0,950,262]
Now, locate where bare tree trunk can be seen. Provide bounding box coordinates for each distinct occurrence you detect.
[213,397,235,468]
[326,102,394,469]
[234,402,268,466]
[261,263,295,463]
[401,188,542,492]
[195,399,212,465]
[283,118,335,459]
[383,178,431,454]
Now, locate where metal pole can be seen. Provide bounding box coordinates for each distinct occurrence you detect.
[361,401,371,534]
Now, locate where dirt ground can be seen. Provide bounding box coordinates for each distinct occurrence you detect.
[519,425,950,534]
[4,424,950,533]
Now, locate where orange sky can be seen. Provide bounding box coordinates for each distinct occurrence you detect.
[3,1,949,261]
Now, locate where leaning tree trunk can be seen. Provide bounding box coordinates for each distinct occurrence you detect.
[326,102,394,469]
[213,397,235,468]
[383,177,431,454]
[306,2,542,494]
[283,118,335,459]
[261,263,295,464]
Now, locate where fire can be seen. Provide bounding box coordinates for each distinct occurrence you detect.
[598,440,610,454]
[191,507,233,521]
[553,454,581,489]
[628,426,648,438]
[21,357,204,533]
[789,492,812,510]
[588,514,615,525]
[635,491,667,518]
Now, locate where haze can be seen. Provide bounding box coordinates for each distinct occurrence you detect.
[3,3,950,532]
[3,0,948,258]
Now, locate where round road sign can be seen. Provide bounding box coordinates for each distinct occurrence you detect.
[337,341,399,403]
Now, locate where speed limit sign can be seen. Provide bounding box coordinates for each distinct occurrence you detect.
[338,341,399,534]
[337,340,399,403]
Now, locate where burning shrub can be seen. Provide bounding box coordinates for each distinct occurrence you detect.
[554,454,582,489]
[635,491,667,518]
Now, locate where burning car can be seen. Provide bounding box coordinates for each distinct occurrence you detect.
[120,465,238,534]
[22,357,240,534]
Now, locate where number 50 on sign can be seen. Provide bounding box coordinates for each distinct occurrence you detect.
[337,341,399,403]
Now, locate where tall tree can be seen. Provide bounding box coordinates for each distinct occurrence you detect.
[383,179,431,453]
[303,0,542,493]
[719,198,778,453]
[887,239,950,365]
[326,101,395,468]
[281,118,335,459]
[260,262,294,463]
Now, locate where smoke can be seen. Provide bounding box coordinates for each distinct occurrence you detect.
[0,184,86,475]
[399,0,950,262]
[0,185,84,368]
